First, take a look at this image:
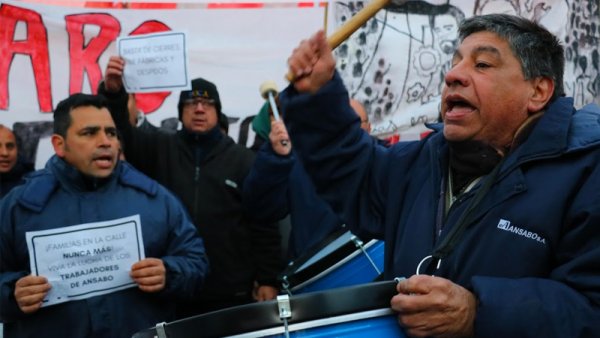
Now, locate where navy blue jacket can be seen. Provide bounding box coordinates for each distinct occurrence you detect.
[243,143,344,260]
[0,156,208,338]
[280,73,600,337]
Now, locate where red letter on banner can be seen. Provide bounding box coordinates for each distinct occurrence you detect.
[66,13,120,95]
[0,4,51,112]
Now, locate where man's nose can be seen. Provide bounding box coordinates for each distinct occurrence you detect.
[444,61,469,87]
[194,101,208,112]
[98,132,112,146]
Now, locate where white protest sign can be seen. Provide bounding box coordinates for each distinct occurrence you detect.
[26,215,145,307]
[117,31,190,93]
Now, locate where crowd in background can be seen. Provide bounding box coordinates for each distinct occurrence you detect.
[1,12,600,338]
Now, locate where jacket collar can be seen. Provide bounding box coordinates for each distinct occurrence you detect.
[47,155,116,192]
[18,156,157,212]
[178,125,223,146]
[505,97,600,169]
[177,126,234,162]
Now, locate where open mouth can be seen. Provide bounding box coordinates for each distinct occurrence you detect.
[93,154,114,168]
[445,96,476,116]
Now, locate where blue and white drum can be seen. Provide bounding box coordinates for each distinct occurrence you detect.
[132,281,406,338]
[280,229,385,294]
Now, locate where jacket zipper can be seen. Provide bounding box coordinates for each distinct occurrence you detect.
[193,140,201,219]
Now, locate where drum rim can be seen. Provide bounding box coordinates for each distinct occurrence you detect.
[226,308,397,338]
[140,280,398,338]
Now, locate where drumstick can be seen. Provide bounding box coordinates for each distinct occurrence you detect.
[260,80,282,121]
[286,0,403,82]
[259,80,289,147]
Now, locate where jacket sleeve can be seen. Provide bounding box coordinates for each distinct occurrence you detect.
[158,190,209,300]
[238,149,283,288]
[242,141,295,222]
[248,219,283,288]
[97,82,164,178]
[0,193,30,322]
[279,72,393,239]
[471,176,600,337]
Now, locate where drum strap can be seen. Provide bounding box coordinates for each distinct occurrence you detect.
[425,158,505,275]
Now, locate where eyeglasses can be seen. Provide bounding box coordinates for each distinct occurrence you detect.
[183,97,216,109]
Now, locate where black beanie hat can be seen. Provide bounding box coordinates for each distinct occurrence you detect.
[177,78,222,120]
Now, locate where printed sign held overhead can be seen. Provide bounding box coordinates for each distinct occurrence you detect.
[118,31,190,93]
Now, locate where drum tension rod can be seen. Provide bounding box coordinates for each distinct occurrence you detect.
[351,236,382,275]
[277,294,292,338]
[281,276,292,296]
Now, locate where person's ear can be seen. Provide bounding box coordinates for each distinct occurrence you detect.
[51,134,66,157]
[527,76,554,114]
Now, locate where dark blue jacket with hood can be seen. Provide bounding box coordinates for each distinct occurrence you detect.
[0,156,208,338]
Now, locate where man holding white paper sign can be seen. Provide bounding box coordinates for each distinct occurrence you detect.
[0,94,208,338]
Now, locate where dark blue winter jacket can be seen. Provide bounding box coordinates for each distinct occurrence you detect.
[243,144,344,260]
[280,73,600,337]
[0,156,208,338]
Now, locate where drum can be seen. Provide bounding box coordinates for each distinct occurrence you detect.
[280,229,385,294]
[132,281,406,338]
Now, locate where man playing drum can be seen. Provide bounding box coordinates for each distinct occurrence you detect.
[278,13,600,337]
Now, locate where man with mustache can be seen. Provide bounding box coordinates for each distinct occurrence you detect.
[278,13,600,337]
[0,94,208,337]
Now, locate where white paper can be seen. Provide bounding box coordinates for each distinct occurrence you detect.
[117,31,190,93]
[26,215,145,307]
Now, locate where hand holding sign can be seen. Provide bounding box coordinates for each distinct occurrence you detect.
[130,258,166,293]
[14,275,51,314]
[104,56,125,93]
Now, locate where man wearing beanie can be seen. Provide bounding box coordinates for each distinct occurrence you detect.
[99,56,281,317]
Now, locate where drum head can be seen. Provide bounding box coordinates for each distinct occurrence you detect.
[280,229,372,289]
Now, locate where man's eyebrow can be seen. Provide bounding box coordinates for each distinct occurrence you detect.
[473,45,501,58]
[79,126,101,133]
[452,45,502,60]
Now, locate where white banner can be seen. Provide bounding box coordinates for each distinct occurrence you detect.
[1,0,326,167]
[0,0,598,165]
[330,0,600,141]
